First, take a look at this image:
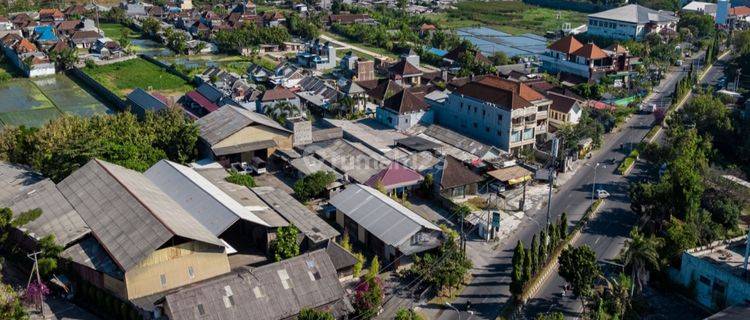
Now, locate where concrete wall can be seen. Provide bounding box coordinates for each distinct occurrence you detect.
[375,107,433,131]
[67,68,128,111]
[587,18,643,40]
[432,93,513,151]
[124,241,230,299]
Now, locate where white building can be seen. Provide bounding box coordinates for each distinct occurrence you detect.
[681,1,717,18]
[670,237,750,311]
[587,4,679,40]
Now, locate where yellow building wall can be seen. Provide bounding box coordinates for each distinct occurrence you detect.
[124,241,230,299]
[102,273,128,299]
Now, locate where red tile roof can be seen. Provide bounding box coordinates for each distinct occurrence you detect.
[572,43,608,60]
[548,35,583,54]
[365,162,423,189]
[261,86,296,102]
[730,6,750,17]
[15,38,38,53]
[186,91,220,112]
[454,75,546,110]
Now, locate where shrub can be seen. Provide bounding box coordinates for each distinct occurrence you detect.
[225,170,256,188]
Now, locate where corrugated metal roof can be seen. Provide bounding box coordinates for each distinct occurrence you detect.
[63,235,124,280]
[196,169,289,228]
[145,160,269,236]
[0,162,89,246]
[252,187,339,244]
[164,249,349,320]
[57,159,223,271]
[197,105,290,147]
[312,139,387,184]
[329,184,440,250]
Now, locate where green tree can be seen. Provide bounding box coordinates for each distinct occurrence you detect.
[523,247,533,282]
[270,225,300,261]
[49,47,78,70]
[353,252,365,277]
[510,240,525,296]
[37,235,63,277]
[539,229,548,265]
[297,308,334,320]
[367,255,379,280]
[410,226,471,296]
[558,245,600,310]
[619,228,661,295]
[0,282,27,320]
[293,171,336,202]
[531,234,540,273]
[141,18,161,37]
[264,101,302,124]
[395,308,424,320]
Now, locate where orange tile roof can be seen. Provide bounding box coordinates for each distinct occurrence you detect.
[15,38,37,53]
[572,43,608,60]
[730,6,750,17]
[454,75,546,110]
[548,35,583,54]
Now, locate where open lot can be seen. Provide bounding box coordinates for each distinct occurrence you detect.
[159,54,264,77]
[82,57,193,98]
[432,1,588,35]
[0,75,110,128]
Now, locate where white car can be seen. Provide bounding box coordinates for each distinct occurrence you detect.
[596,189,610,199]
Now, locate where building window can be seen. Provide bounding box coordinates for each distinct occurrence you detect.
[160,274,167,288]
[188,266,195,279]
[278,269,293,289]
[473,122,477,128]
[497,130,502,136]
[306,260,322,281]
[497,114,503,121]
[253,286,264,299]
[223,286,235,308]
[699,275,711,286]
[197,304,206,316]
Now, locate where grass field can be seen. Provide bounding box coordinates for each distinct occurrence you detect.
[433,1,588,35]
[83,58,193,98]
[100,23,139,40]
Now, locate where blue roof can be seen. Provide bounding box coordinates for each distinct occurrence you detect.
[427,47,447,57]
[34,25,58,42]
[127,88,167,112]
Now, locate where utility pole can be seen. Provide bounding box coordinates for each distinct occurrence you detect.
[591,163,600,202]
[26,251,45,318]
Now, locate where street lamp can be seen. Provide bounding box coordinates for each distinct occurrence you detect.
[445,302,460,320]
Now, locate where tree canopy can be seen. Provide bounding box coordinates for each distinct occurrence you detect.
[293,171,336,202]
[270,225,300,262]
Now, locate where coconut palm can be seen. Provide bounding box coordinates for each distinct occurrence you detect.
[264,101,302,124]
[619,228,661,295]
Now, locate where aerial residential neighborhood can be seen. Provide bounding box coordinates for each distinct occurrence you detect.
[1,0,750,319]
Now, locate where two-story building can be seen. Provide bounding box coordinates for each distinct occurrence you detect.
[587,4,678,40]
[431,75,551,154]
[539,35,634,82]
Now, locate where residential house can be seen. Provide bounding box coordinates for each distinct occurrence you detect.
[39,8,65,22]
[539,35,634,82]
[329,183,442,268]
[296,39,336,70]
[728,6,750,29]
[442,45,492,70]
[196,105,293,166]
[670,237,750,310]
[430,155,483,199]
[430,75,551,154]
[122,2,148,18]
[160,249,352,320]
[182,83,226,116]
[339,79,368,112]
[58,159,230,300]
[0,35,55,77]
[587,4,679,40]
[91,37,126,58]
[547,92,583,128]
[0,16,13,31]
[327,13,376,25]
[262,11,286,27]
[64,4,88,18]
[295,76,339,112]
[71,30,101,48]
[681,1,717,18]
[417,124,507,162]
[55,20,82,37]
[340,52,375,81]
[365,161,424,195]
[388,59,423,87]
[126,88,170,118]
[259,86,301,113]
[270,62,306,88]
[325,241,359,281]
[375,89,433,130]
[32,25,58,49]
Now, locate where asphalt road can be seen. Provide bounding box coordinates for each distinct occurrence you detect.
[524,52,733,319]
[422,59,700,320]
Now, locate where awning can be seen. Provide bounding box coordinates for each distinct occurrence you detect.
[487,166,533,185]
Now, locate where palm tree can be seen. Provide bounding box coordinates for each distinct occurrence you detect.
[264,101,301,124]
[619,228,661,295]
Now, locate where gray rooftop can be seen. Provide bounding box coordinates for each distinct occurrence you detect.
[57,159,223,271]
[145,160,270,236]
[196,169,289,228]
[251,187,339,244]
[63,236,123,280]
[422,125,505,160]
[311,139,388,184]
[589,4,678,24]
[329,184,441,255]
[196,105,290,146]
[0,162,89,246]
[289,156,341,179]
[163,249,349,320]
